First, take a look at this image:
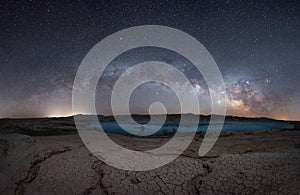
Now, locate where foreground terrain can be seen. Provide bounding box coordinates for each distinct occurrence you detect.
[0,127,299,194]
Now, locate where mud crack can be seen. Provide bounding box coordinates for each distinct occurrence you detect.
[14,147,71,195]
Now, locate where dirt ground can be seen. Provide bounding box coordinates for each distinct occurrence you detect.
[0,129,299,194]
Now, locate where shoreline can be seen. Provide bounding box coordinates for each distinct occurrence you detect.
[0,116,298,137]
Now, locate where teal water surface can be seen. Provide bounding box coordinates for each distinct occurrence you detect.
[89,121,294,135]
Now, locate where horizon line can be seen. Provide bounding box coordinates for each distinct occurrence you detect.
[1,113,298,122]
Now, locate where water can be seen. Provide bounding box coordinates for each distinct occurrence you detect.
[89,120,294,136]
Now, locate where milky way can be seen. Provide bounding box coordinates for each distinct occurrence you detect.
[0,0,299,120]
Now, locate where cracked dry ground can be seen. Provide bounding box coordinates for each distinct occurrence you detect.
[0,130,299,194]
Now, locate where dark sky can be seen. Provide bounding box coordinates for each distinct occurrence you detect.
[0,0,299,120]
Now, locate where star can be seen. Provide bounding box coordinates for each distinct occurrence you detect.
[0,0,299,120]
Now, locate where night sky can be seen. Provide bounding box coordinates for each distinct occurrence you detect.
[1,0,299,120]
